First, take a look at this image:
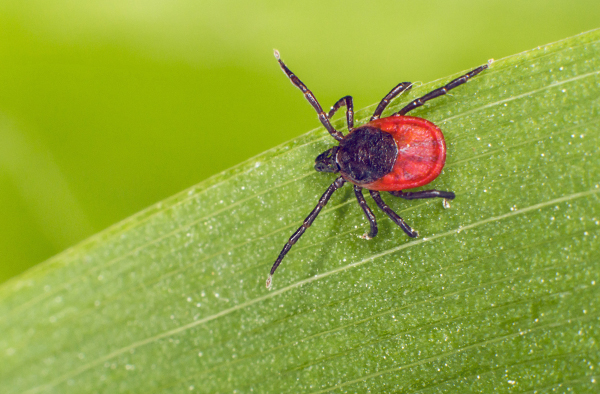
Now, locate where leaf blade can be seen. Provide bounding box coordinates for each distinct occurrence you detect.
[1,29,600,393]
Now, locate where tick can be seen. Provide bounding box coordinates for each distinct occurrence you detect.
[267,50,487,288]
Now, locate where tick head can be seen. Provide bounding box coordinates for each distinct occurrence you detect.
[314,147,340,173]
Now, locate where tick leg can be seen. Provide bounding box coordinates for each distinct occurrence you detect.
[395,64,488,116]
[274,50,344,141]
[370,82,412,121]
[389,190,455,200]
[267,176,346,288]
[328,95,354,131]
[354,185,378,239]
[369,190,418,238]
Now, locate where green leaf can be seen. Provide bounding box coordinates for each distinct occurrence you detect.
[1,29,599,393]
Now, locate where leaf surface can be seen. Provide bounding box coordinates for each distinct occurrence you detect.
[1,30,599,393]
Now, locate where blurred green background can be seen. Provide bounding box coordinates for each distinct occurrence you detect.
[1,1,599,284]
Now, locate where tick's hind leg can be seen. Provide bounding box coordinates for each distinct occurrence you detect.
[369,190,418,238]
[370,82,412,121]
[389,190,455,200]
[354,185,377,239]
[395,64,488,116]
[328,96,354,131]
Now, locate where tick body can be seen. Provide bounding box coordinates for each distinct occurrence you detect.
[337,116,446,191]
[267,50,487,289]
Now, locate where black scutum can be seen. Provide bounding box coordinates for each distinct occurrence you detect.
[336,126,397,184]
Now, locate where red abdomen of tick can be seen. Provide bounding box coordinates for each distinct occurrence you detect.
[363,115,446,191]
